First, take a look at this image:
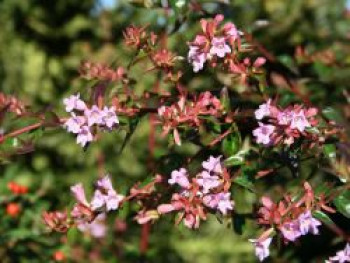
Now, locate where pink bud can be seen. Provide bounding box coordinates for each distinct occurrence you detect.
[253,57,266,68]
[157,204,175,214]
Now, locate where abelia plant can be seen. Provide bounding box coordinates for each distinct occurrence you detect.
[0,12,348,263]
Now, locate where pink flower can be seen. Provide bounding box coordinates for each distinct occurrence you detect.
[253,57,266,68]
[84,105,104,126]
[197,171,220,194]
[277,110,293,125]
[183,213,200,229]
[203,192,233,215]
[90,175,124,212]
[297,211,321,235]
[157,204,176,214]
[63,93,86,112]
[77,213,106,238]
[328,243,350,263]
[168,168,190,189]
[76,126,93,147]
[280,221,302,242]
[223,22,239,41]
[249,237,272,262]
[255,100,272,120]
[70,183,89,207]
[101,106,119,128]
[64,114,85,134]
[202,156,223,174]
[188,46,207,72]
[210,37,231,58]
[157,106,166,117]
[253,123,275,145]
[217,192,233,215]
[290,110,311,132]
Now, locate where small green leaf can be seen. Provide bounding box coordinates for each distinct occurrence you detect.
[67,227,79,245]
[233,169,255,192]
[322,107,344,123]
[232,213,246,235]
[313,210,336,227]
[333,191,350,218]
[323,144,336,159]
[224,150,247,167]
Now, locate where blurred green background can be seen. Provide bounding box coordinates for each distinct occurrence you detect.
[0,0,349,262]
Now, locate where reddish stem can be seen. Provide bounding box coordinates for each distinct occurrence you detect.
[0,122,43,143]
[140,222,151,255]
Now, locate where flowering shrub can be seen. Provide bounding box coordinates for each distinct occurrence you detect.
[0,3,349,262]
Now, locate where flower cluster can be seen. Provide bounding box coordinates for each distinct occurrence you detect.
[253,100,319,146]
[63,94,119,147]
[250,182,335,261]
[42,211,70,233]
[327,243,350,262]
[43,175,124,235]
[279,210,321,242]
[156,156,233,229]
[150,48,182,82]
[79,61,126,82]
[157,92,222,145]
[188,14,239,72]
[0,92,26,116]
[123,25,157,50]
[187,14,266,83]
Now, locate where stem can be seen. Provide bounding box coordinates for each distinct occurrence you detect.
[139,222,151,257]
[1,122,43,143]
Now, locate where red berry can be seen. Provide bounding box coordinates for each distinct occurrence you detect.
[6,203,21,217]
[53,251,65,261]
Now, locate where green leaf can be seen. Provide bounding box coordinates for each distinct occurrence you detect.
[224,150,247,167]
[313,210,336,227]
[233,168,255,192]
[221,132,241,157]
[322,107,344,123]
[232,213,246,235]
[67,227,79,245]
[220,87,230,113]
[323,144,336,159]
[333,191,350,218]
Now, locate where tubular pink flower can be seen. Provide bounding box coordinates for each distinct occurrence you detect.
[290,110,311,132]
[101,106,119,128]
[70,183,89,207]
[64,114,85,134]
[210,37,231,58]
[253,123,275,145]
[76,125,93,147]
[188,46,207,72]
[328,243,350,263]
[197,171,220,194]
[91,175,124,212]
[223,22,239,41]
[84,105,104,126]
[277,110,293,125]
[255,99,272,120]
[77,213,107,238]
[202,155,223,174]
[249,237,272,262]
[297,211,321,235]
[280,221,302,242]
[63,93,86,112]
[168,168,190,189]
